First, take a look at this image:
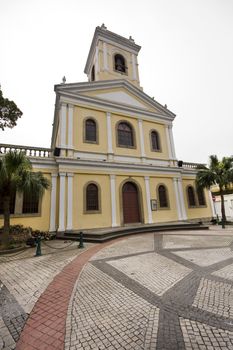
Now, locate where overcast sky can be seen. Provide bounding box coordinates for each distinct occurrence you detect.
[0,0,232,163]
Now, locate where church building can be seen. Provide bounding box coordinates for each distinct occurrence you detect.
[0,25,215,234]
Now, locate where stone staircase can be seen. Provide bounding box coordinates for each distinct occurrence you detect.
[58,221,209,243]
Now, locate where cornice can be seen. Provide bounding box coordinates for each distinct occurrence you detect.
[55,79,175,120]
[59,92,174,124]
[54,157,184,176]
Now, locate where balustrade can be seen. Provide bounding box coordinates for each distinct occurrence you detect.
[0,143,52,158]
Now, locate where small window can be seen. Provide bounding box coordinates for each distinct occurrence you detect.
[151,130,161,151]
[197,188,206,206]
[117,122,134,147]
[158,185,169,208]
[23,192,39,214]
[85,119,97,143]
[187,186,196,207]
[91,65,95,81]
[86,183,99,211]
[114,54,127,73]
[0,190,16,215]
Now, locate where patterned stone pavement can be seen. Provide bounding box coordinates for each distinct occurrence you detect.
[1,227,233,349]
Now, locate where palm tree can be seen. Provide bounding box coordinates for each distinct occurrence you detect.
[0,150,50,249]
[196,155,233,229]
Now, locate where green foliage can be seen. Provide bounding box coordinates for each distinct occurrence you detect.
[196,155,233,228]
[0,88,23,130]
[0,150,50,197]
[196,155,233,191]
[0,150,50,249]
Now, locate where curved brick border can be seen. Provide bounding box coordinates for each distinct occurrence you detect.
[15,241,121,350]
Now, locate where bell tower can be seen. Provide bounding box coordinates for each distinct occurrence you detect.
[84,24,142,89]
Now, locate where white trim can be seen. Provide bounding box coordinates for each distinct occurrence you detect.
[177,177,187,220]
[144,176,153,224]
[173,177,182,220]
[138,119,146,158]
[59,93,173,123]
[59,103,67,148]
[58,172,66,232]
[67,173,73,230]
[107,112,113,154]
[49,174,57,232]
[165,125,172,159]
[67,104,73,156]
[114,155,141,163]
[103,42,108,71]
[168,125,176,159]
[74,151,108,161]
[110,175,117,227]
[208,190,216,217]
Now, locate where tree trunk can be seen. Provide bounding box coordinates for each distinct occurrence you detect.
[220,190,226,229]
[1,196,11,249]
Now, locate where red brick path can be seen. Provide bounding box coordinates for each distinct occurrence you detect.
[16,241,117,350]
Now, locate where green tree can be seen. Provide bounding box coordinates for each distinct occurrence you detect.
[0,88,22,130]
[196,155,233,228]
[0,150,50,249]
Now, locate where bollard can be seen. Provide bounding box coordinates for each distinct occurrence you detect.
[35,235,42,256]
[78,231,84,249]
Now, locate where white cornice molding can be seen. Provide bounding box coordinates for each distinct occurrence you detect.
[55,79,175,118]
[59,92,173,124]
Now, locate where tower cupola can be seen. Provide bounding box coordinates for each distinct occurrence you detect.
[84,24,142,89]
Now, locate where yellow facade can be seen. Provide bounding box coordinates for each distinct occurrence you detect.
[0,25,214,234]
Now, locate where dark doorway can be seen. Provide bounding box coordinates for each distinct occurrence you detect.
[122,182,141,224]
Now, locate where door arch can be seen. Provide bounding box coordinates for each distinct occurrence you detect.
[122,181,141,224]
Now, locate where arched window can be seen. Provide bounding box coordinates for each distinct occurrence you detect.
[114,54,127,73]
[86,183,99,211]
[91,65,95,81]
[85,119,97,143]
[117,122,134,147]
[158,185,169,208]
[151,130,161,151]
[197,188,206,206]
[187,186,196,207]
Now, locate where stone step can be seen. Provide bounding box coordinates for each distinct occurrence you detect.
[59,222,209,243]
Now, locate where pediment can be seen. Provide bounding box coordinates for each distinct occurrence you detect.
[55,80,175,119]
[86,90,152,110]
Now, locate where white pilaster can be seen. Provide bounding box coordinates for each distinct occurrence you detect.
[138,119,146,160]
[110,175,117,227]
[144,176,153,224]
[208,190,216,217]
[168,125,176,159]
[58,172,66,232]
[67,104,74,157]
[173,177,182,220]
[107,112,113,160]
[60,103,67,148]
[49,174,58,232]
[66,173,74,230]
[103,42,108,71]
[165,125,172,159]
[132,54,137,81]
[177,177,187,220]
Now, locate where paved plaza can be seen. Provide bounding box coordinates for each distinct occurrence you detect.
[1,227,233,349]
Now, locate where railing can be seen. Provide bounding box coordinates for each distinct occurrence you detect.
[177,161,205,169]
[0,143,52,158]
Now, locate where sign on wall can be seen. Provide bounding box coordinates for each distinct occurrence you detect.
[151,199,157,211]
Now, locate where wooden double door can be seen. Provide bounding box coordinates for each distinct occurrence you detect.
[122,182,141,224]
